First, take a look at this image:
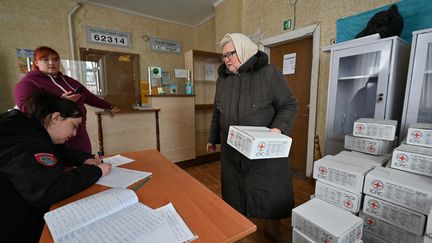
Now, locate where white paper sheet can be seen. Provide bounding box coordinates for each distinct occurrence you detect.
[155,203,197,242]
[204,63,217,81]
[283,53,296,75]
[102,155,135,167]
[96,167,152,188]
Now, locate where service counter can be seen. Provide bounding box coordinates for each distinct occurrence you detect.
[86,94,196,163]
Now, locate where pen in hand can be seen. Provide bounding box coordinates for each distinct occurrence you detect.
[97,151,104,163]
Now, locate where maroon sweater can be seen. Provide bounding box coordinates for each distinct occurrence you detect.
[13,70,113,153]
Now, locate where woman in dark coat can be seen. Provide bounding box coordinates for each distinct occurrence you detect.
[207,33,298,222]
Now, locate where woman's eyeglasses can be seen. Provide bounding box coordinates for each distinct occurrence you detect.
[221,51,236,61]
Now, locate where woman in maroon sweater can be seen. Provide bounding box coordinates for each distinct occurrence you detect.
[14,46,119,153]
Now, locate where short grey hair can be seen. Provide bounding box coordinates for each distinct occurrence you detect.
[220,35,233,48]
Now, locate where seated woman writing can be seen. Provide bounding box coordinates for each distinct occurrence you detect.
[0,91,112,242]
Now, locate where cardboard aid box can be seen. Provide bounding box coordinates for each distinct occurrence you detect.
[427,208,432,238]
[407,123,432,148]
[339,151,391,167]
[362,195,426,235]
[292,227,316,243]
[344,134,393,155]
[353,118,397,141]
[314,180,362,213]
[363,166,432,214]
[227,126,292,159]
[391,143,432,177]
[332,152,385,168]
[361,231,391,243]
[313,156,374,193]
[292,198,363,243]
[360,212,425,243]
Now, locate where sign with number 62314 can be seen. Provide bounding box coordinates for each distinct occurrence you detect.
[86,26,131,48]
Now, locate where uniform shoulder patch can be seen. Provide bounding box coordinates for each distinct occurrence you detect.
[34,153,58,166]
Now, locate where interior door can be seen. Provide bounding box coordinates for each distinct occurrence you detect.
[269,37,312,173]
[80,48,140,110]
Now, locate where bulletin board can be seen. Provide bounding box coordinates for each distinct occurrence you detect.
[336,0,432,44]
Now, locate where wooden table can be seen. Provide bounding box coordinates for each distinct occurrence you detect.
[40,149,256,242]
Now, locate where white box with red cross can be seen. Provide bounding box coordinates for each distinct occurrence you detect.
[361,231,391,243]
[344,134,394,155]
[332,152,387,168]
[353,118,397,141]
[292,198,363,243]
[314,180,362,213]
[390,143,432,177]
[226,126,292,160]
[292,227,316,243]
[339,151,391,167]
[359,211,426,243]
[313,156,374,193]
[362,195,427,235]
[363,166,432,214]
[407,123,432,148]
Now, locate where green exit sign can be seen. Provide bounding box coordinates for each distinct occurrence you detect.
[283,19,293,31]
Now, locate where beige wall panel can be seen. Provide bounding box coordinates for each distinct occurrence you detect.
[214,0,243,47]
[0,0,197,112]
[150,97,196,162]
[196,17,217,52]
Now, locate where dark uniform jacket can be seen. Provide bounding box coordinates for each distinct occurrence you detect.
[0,110,102,243]
[208,51,298,219]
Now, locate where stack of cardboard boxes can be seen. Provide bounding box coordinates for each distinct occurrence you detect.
[292,119,395,242]
[292,119,432,243]
[292,119,398,243]
[361,123,432,243]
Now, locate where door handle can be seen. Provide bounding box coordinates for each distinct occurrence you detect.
[377,93,384,102]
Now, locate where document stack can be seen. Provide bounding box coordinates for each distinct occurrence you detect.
[361,122,432,243]
[44,189,196,243]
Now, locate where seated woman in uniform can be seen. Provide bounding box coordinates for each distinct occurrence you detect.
[0,91,112,243]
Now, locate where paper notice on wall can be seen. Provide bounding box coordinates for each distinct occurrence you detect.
[283,53,296,75]
[204,63,217,81]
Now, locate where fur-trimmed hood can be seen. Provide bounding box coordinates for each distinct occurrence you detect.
[218,50,269,78]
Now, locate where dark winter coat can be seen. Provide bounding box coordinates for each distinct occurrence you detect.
[0,110,102,242]
[208,51,298,218]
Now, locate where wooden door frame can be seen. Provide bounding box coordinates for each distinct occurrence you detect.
[259,24,320,177]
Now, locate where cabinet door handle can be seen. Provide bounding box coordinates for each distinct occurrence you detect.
[377,93,384,102]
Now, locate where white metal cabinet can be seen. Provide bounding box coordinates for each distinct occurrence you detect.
[400,28,432,139]
[324,36,410,155]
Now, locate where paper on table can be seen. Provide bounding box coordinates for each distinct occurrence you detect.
[96,167,152,188]
[155,203,197,242]
[44,188,139,240]
[103,155,135,167]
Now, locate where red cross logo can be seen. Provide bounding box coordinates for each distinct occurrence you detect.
[344,199,353,208]
[367,217,376,225]
[356,124,365,131]
[367,145,376,152]
[372,180,383,190]
[369,200,379,209]
[319,167,327,174]
[397,153,408,162]
[411,130,422,139]
[257,142,266,150]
